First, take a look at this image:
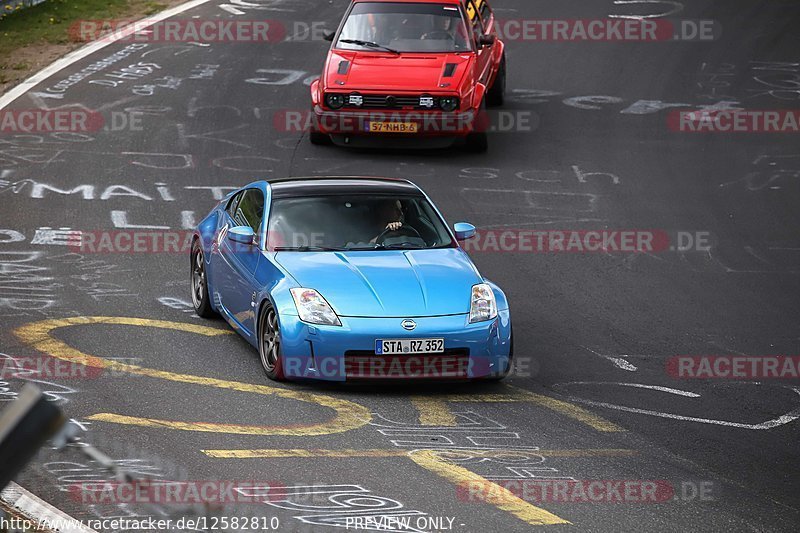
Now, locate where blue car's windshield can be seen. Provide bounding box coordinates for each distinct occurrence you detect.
[337,2,472,53]
[267,195,455,251]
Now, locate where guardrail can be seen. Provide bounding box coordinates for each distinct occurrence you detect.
[1,0,47,20]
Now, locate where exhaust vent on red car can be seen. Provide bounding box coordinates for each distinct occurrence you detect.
[337,60,350,75]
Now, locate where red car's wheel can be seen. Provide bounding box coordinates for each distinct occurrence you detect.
[309,130,332,145]
[487,54,506,107]
[466,99,489,152]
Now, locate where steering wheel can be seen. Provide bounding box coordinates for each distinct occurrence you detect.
[421,30,453,40]
[375,224,423,245]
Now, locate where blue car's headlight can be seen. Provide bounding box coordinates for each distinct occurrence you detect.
[469,283,498,323]
[290,288,341,326]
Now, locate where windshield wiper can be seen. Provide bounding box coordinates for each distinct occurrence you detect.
[273,246,346,252]
[339,39,400,55]
[376,242,426,250]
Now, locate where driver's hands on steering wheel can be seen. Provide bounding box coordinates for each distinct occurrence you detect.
[370,221,405,244]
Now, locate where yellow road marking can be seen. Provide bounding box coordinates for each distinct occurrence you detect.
[408,449,570,526]
[508,387,624,432]
[202,448,637,459]
[410,397,458,426]
[409,386,625,432]
[204,448,409,458]
[204,447,633,526]
[13,317,372,436]
[86,414,372,436]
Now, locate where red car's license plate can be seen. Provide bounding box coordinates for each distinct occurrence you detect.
[368,121,419,133]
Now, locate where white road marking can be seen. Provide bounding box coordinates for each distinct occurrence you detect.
[562,386,800,430]
[609,0,684,19]
[219,4,246,15]
[560,381,701,397]
[0,0,217,111]
[582,346,639,371]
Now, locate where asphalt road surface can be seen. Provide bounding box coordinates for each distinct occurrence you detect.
[1,1,799,532]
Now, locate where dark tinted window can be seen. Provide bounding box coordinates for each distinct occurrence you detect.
[477,0,492,29]
[338,2,472,52]
[225,191,242,218]
[232,189,265,232]
[466,0,483,42]
[267,195,454,251]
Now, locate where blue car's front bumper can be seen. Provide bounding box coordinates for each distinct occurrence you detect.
[277,310,512,381]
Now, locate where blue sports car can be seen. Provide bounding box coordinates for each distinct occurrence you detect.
[190,177,512,381]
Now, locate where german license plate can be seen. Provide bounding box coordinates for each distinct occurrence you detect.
[368,121,419,133]
[375,339,444,355]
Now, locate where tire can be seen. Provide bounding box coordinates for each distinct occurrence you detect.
[465,131,488,153]
[309,130,331,145]
[190,240,217,318]
[486,54,506,107]
[465,97,489,152]
[258,303,286,381]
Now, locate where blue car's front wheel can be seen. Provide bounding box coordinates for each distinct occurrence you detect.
[190,241,217,319]
[258,304,286,381]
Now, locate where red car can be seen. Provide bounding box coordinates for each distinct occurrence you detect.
[309,0,506,152]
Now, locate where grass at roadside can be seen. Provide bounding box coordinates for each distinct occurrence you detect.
[0,0,172,93]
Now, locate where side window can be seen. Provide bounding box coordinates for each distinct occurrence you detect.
[476,0,493,30]
[465,0,484,42]
[225,191,243,219]
[233,189,266,233]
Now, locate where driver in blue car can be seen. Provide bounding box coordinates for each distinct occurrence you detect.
[370,199,404,243]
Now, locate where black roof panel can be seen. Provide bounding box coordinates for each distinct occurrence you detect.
[268,177,422,198]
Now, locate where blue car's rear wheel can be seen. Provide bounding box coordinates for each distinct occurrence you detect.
[190,241,216,318]
[259,304,286,381]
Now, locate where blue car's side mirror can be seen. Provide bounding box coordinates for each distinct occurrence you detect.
[454,222,476,241]
[228,226,256,245]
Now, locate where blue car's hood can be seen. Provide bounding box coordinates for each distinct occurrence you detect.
[275,249,480,318]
